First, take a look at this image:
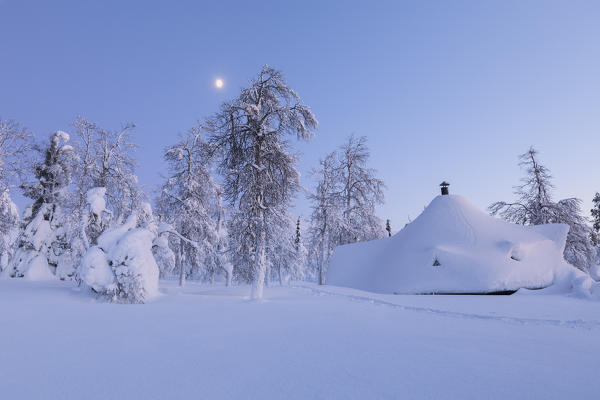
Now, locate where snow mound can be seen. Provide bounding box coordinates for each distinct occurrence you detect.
[110,228,160,299]
[80,215,159,303]
[80,246,114,292]
[328,194,592,296]
[590,264,600,281]
[24,255,55,281]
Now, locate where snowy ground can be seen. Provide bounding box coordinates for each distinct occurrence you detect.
[0,280,598,399]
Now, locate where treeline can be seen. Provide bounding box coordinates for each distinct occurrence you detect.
[0,66,387,302]
[1,65,599,303]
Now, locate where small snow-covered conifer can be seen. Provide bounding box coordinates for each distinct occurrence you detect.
[8,131,78,279]
[267,214,307,285]
[292,217,308,281]
[591,193,600,246]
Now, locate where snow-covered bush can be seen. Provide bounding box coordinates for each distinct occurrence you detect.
[137,202,158,234]
[79,215,159,303]
[82,187,112,247]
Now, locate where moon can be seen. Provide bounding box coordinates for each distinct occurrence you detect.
[215,78,224,89]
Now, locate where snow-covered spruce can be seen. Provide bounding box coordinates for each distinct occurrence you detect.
[206,65,317,299]
[79,214,159,303]
[293,217,308,281]
[6,131,78,279]
[267,214,308,285]
[591,193,600,280]
[591,192,600,246]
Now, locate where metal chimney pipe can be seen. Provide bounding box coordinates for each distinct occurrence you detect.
[440,181,450,195]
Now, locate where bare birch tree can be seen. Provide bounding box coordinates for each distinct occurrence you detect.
[490,147,597,272]
[206,65,317,299]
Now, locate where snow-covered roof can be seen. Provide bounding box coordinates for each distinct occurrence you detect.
[328,194,581,294]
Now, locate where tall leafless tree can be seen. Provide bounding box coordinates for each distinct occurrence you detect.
[490,147,597,272]
[206,65,317,299]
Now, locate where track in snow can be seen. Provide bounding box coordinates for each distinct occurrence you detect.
[295,284,600,331]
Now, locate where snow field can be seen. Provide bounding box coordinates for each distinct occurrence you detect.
[0,279,598,400]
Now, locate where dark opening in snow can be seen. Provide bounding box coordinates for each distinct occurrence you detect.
[510,249,521,261]
[411,290,518,295]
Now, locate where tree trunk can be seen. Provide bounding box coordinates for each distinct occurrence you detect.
[265,262,271,287]
[225,268,232,287]
[251,218,266,299]
[319,232,329,285]
[178,243,186,287]
[278,263,283,286]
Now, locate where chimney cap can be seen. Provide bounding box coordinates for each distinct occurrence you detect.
[440,181,450,187]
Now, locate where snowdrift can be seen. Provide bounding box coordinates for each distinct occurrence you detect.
[328,194,596,296]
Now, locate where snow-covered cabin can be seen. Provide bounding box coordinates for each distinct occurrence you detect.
[328,193,581,295]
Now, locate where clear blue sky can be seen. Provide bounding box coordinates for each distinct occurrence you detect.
[1,0,599,226]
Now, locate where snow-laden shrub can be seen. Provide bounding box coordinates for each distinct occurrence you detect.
[137,202,158,235]
[83,187,112,247]
[152,228,176,278]
[79,215,159,303]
